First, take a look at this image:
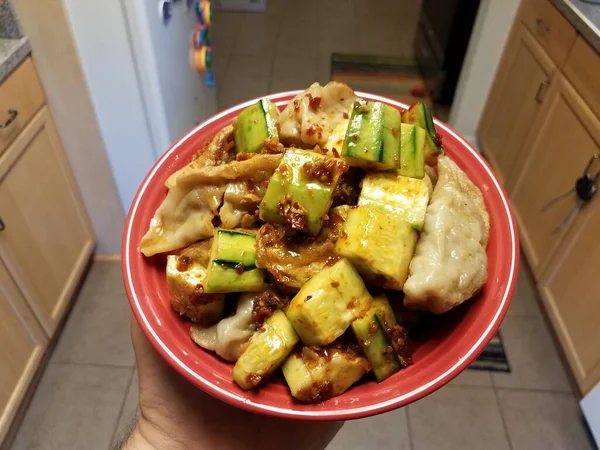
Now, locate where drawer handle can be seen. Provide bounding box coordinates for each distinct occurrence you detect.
[535,79,550,104]
[0,216,4,232]
[0,109,18,129]
[536,18,550,34]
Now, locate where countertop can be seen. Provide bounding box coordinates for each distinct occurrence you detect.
[0,37,30,83]
[551,0,600,53]
[0,0,30,84]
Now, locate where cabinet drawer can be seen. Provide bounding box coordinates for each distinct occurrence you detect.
[519,0,577,66]
[564,36,600,121]
[0,58,45,156]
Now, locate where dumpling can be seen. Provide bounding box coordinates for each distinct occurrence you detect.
[278,82,356,148]
[190,293,256,362]
[165,125,235,189]
[403,155,490,314]
[140,154,282,256]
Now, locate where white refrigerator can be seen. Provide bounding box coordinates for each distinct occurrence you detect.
[63,0,217,211]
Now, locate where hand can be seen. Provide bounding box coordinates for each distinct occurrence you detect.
[121,318,343,450]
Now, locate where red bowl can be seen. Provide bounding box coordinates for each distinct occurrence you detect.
[122,91,519,421]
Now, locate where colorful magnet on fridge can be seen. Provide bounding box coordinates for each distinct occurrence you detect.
[190,46,212,72]
[195,0,211,27]
[193,27,210,49]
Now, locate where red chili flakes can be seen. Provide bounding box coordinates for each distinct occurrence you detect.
[330,280,340,288]
[293,99,300,112]
[236,153,252,161]
[278,194,308,231]
[278,164,289,176]
[342,112,349,119]
[351,134,359,141]
[325,256,340,266]
[391,127,399,137]
[305,295,313,302]
[234,263,245,274]
[307,93,322,111]
[301,157,348,185]
[368,321,378,334]
[176,255,193,272]
[332,147,340,158]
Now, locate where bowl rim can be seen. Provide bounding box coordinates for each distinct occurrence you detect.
[122,91,519,421]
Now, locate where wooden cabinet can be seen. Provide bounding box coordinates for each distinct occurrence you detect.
[519,0,577,66]
[0,106,95,335]
[510,75,600,277]
[478,25,555,191]
[0,258,47,444]
[539,196,600,395]
[0,57,95,445]
[478,0,600,395]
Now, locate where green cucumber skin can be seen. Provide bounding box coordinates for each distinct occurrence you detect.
[234,99,278,154]
[380,105,402,169]
[213,229,257,268]
[343,100,384,163]
[351,314,401,382]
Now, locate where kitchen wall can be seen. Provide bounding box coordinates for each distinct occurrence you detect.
[448,0,521,145]
[12,0,125,255]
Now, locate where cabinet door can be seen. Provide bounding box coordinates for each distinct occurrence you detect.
[0,258,47,444]
[478,24,555,191]
[511,74,600,278]
[539,197,600,395]
[0,106,95,336]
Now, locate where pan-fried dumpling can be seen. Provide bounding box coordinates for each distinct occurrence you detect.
[403,155,490,314]
[140,154,282,256]
[278,82,356,148]
[165,125,235,189]
[190,293,256,362]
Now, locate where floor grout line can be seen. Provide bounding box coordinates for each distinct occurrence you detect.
[108,367,136,448]
[493,385,576,396]
[493,385,515,450]
[51,361,135,370]
[405,406,415,450]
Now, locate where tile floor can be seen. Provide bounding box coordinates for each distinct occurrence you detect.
[211,0,422,111]
[8,258,596,450]
[7,1,598,449]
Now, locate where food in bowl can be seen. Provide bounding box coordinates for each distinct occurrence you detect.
[138,82,490,403]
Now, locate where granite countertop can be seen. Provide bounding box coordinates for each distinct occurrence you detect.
[0,0,31,84]
[551,0,600,53]
[0,37,30,83]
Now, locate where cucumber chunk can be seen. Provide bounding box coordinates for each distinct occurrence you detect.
[401,102,441,160]
[234,99,279,154]
[358,171,432,231]
[282,345,369,402]
[342,101,402,170]
[286,258,372,346]
[259,149,347,235]
[204,229,265,294]
[233,310,299,390]
[351,295,410,382]
[335,205,418,290]
[399,123,426,179]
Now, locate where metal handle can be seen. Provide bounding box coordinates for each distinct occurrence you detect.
[536,18,550,34]
[535,79,550,103]
[0,110,18,129]
[0,217,5,232]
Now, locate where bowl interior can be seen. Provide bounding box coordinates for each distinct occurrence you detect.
[122,92,519,421]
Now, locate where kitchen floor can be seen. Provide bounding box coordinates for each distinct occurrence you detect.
[7,257,596,450]
[212,0,422,112]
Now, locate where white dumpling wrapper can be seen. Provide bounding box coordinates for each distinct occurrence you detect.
[190,293,256,362]
[403,155,490,314]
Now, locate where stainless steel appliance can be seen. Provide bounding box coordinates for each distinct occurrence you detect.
[414,0,481,105]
